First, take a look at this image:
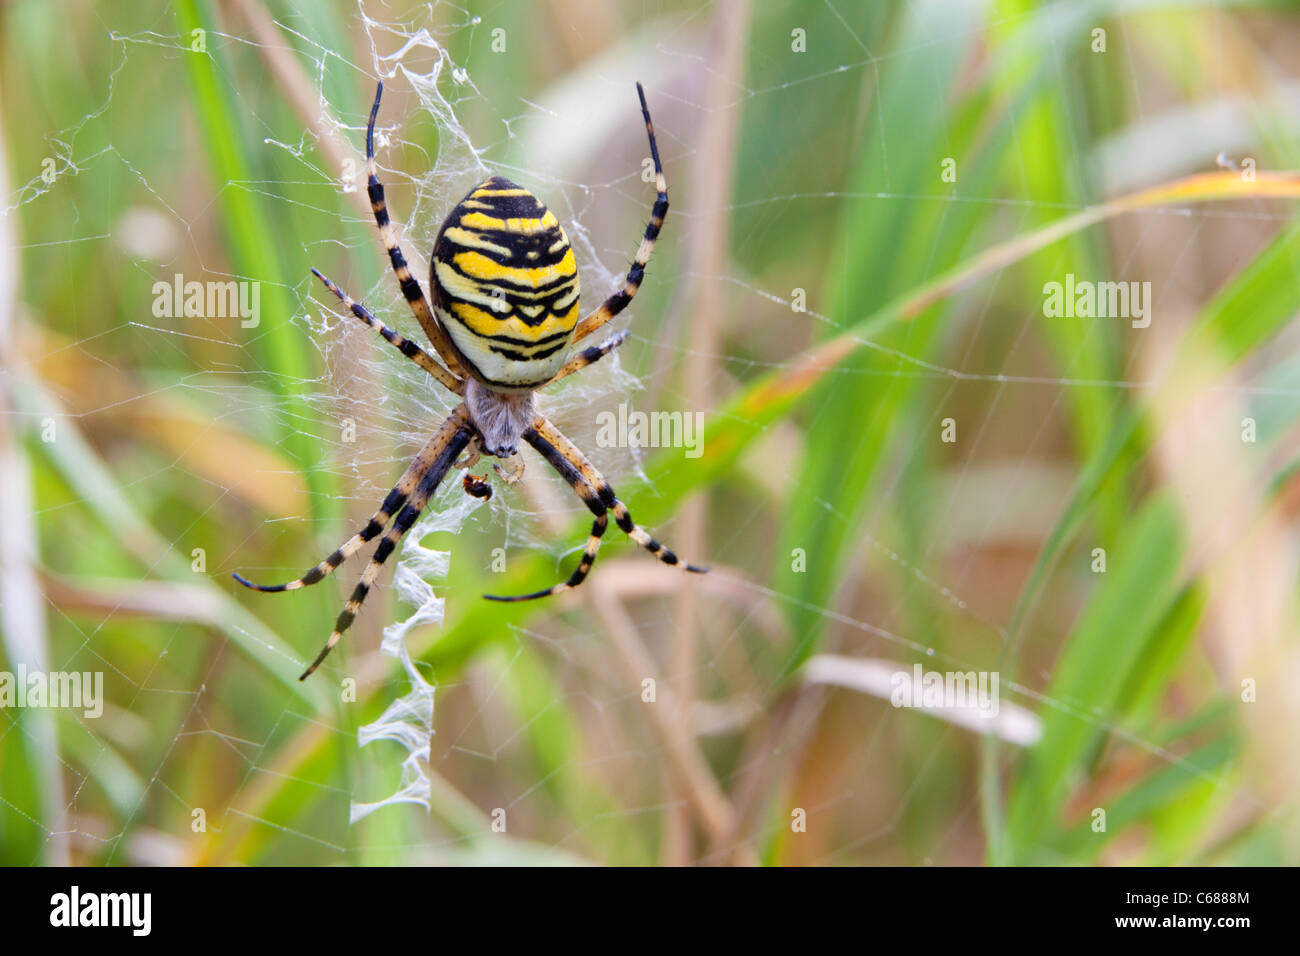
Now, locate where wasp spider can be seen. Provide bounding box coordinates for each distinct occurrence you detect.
[234,82,705,680]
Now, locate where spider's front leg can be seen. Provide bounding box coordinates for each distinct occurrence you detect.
[236,406,473,679]
[483,414,705,602]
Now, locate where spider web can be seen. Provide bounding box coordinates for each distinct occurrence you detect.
[3,0,1298,866]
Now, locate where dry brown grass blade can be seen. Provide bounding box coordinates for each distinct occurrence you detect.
[1145,325,1300,855]
[663,0,751,865]
[726,171,1300,431]
[803,654,1043,747]
[588,576,756,864]
[225,0,374,220]
[24,324,307,517]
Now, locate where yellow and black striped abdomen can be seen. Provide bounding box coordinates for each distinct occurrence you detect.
[431,176,580,390]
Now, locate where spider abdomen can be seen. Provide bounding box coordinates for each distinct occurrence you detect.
[431,175,580,391]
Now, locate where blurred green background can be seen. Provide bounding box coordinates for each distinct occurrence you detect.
[2,0,1300,865]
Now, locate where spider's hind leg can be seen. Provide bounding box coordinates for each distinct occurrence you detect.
[544,330,629,389]
[364,81,467,383]
[310,267,461,394]
[571,84,668,344]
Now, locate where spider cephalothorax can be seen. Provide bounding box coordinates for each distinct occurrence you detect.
[462,378,535,458]
[234,81,705,680]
